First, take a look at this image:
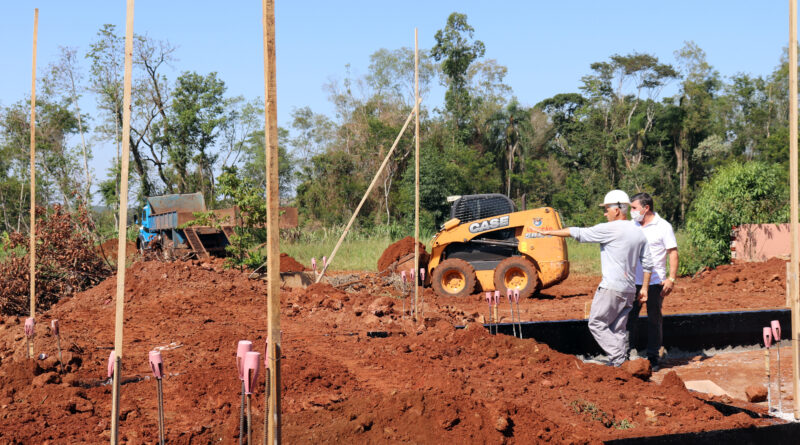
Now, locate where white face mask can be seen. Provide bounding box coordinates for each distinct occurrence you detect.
[630,210,644,223]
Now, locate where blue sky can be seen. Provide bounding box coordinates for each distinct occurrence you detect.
[0,1,794,199]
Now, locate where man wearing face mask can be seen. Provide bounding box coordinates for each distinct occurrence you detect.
[533,190,653,367]
[626,192,678,370]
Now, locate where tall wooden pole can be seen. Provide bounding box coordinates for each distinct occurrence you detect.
[262,0,281,443]
[111,0,135,442]
[28,8,38,359]
[413,29,420,321]
[789,0,800,420]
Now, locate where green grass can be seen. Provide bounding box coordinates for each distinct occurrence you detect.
[565,238,601,276]
[282,235,396,271]
[279,230,603,275]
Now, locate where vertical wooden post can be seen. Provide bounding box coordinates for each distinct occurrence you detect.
[413,29,420,321]
[28,8,38,359]
[789,0,800,421]
[261,0,281,443]
[111,0,135,442]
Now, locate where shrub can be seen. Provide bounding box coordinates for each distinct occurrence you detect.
[683,161,788,273]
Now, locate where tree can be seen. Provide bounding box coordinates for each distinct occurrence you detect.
[156,71,227,201]
[431,12,486,141]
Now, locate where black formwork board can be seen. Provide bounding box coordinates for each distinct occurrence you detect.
[605,421,800,444]
[484,309,791,355]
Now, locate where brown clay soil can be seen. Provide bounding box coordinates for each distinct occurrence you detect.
[0,256,789,443]
[376,236,429,273]
[279,253,307,272]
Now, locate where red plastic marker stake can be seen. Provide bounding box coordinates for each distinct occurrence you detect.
[243,351,261,445]
[763,326,772,412]
[771,320,783,414]
[149,350,165,445]
[24,317,34,358]
[51,319,63,373]
[107,350,116,379]
[236,340,252,445]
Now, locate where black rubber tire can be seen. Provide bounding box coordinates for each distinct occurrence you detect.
[493,256,539,300]
[431,258,477,298]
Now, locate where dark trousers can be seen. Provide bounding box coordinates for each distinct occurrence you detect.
[626,284,663,361]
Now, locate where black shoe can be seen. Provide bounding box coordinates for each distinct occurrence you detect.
[648,357,660,371]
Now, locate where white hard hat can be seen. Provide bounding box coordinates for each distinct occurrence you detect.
[599,190,631,207]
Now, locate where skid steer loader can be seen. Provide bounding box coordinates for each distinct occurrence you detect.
[423,194,569,299]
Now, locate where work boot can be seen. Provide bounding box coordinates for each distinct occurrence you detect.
[648,356,660,372]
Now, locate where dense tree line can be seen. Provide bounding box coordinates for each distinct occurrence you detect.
[0,13,795,243]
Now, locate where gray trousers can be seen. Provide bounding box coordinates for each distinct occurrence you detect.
[588,286,635,366]
[626,284,664,361]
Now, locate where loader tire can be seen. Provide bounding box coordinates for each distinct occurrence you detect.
[494,256,539,300]
[432,258,476,298]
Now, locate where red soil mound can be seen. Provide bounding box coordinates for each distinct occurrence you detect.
[377,236,429,272]
[280,253,307,272]
[0,259,777,443]
[96,238,137,263]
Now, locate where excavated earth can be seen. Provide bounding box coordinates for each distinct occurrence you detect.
[0,256,789,443]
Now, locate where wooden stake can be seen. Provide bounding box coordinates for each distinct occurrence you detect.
[789,0,800,420]
[413,29,420,322]
[261,1,281,443]
[28,8,38,359]
[315,99,421,283]
[110,1,135,442]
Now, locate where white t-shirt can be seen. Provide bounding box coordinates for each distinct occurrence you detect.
[635,213,677,285]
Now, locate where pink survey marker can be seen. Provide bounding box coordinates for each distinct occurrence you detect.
[513,290,520,303]
[763,327,772,348]
[24,317,34,337]
[311,257,317,272]
[243,351,261,394]
[50,319,59,336]
[506,289,512,302]
[771,320,782,340]
[107,350,116,378]
[420,268,425,281]
[149,350,164,379]
[236,340,253,380]
[493,290,500,305]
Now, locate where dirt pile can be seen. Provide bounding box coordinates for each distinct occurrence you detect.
[0,259,778,443]
[0,205,111,316]
[96,238,137,264]
[279,253,307,272]
[377,236,429,273]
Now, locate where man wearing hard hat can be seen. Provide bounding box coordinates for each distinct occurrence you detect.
[533,190,654,367]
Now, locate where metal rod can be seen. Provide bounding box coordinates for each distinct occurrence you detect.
[56,336,63,373]
[157,379,165,445]
[778,344,784,412]
[246,394,252,445]
[239,381,245,445]
[767,349,772,412]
